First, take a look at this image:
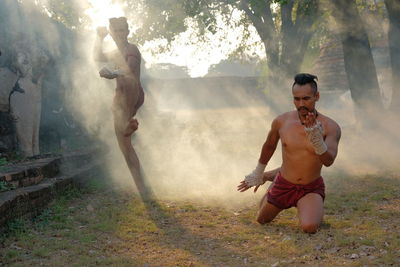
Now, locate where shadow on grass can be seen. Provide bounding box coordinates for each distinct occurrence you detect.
[132,175,264,265]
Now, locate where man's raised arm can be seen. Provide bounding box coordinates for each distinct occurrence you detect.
[303,113,341,167]
[94,27,108,62]
[318,122,341,167]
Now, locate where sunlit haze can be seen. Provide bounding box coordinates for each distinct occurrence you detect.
[84,0,125,28]
[84,1,265,77]
[2,0,400,209]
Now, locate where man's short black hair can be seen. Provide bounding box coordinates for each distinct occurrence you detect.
[292,73,318,93]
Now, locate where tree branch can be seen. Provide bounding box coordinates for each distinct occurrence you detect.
[239,0,270,40]
[281,0,295,35]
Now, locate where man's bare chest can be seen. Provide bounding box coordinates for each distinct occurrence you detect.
[280,122,312,152]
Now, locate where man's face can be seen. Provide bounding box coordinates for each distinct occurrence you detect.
[292,83,319,116]
[109,25,129,44]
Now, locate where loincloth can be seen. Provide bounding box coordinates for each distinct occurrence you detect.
[267,172,325,209]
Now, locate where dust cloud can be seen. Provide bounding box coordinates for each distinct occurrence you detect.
[3,0,399,209]
[319,3,400,179]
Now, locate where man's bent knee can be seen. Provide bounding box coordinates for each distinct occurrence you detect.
[257,217,272,225]
[301,223,319,233]
[256,212,275,225]
[256,200,281,225]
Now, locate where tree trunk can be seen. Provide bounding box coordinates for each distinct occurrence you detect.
[384,0,400,112]
[238,0,320,114]
[331,0,383,125]
[280,0,319,78]
[240,0,319,80]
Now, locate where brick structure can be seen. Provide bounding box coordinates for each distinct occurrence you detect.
[312,37,349,91]
[0,149,105,230]
[313,35,390,100]
[0,111,16,154]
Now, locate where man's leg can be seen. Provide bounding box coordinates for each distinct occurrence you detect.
[123,84,143,137]
[113,109,148,195]
[256,192,282,224]
[296,193,324,233]
[124,117,139,137]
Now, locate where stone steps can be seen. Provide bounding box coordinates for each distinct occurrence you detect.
[0,157,61,190]
[0,149,106,230]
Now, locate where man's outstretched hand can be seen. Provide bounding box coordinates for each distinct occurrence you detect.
[237,169,278,193]
[237,180,262,193]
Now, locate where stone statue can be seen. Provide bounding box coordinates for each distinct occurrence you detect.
[8,35,49,157]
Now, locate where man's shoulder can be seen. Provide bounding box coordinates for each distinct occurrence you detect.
[127,43,140,54]
[270,111,294,127]
[319,113,341,132]
[275,111,295,121]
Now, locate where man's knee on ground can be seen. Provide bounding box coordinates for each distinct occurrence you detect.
[301,222,319,233]
[256,214,274,225]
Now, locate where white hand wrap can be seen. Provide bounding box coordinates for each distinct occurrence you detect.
[100,67,124,76]
[244,162,267,187]
[304,121,327,155]
[112,69,125,76]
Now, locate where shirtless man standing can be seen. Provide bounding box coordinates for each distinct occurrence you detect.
[94,17,146,193]
[238,73,341,233]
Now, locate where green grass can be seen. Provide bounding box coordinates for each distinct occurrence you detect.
[1,173,400,266]
[0,157,8,166]
[0,181,15,192]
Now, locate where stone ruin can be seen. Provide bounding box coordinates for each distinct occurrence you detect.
[0,0,80,158]
[313,35,390,102]
[0,35,50,157]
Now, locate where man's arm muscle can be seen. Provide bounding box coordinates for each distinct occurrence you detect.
[259,118,281,165]
[319,123,341,166]
[126,45,141,78]
[94,27,110,62]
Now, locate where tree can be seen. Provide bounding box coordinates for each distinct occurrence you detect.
[240,0,320,82]
[34,0,90,30]
[125,0,321,85]
[31,0,321,86]
[384,0,400,111]
[330,0,383,113]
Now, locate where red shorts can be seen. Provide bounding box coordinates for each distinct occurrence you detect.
[267,173,325,209]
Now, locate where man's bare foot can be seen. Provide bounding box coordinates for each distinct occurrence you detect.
[124,118,139,137]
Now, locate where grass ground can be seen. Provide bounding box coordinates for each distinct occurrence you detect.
[1,172,399,267]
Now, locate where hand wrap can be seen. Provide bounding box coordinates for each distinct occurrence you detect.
[244,162,267,187]
[99,67,124,77]
[112,69,125,76]
[304,121,327,155]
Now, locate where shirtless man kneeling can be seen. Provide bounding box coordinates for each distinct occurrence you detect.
[94,17,146,194]
[238,73,341,233]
